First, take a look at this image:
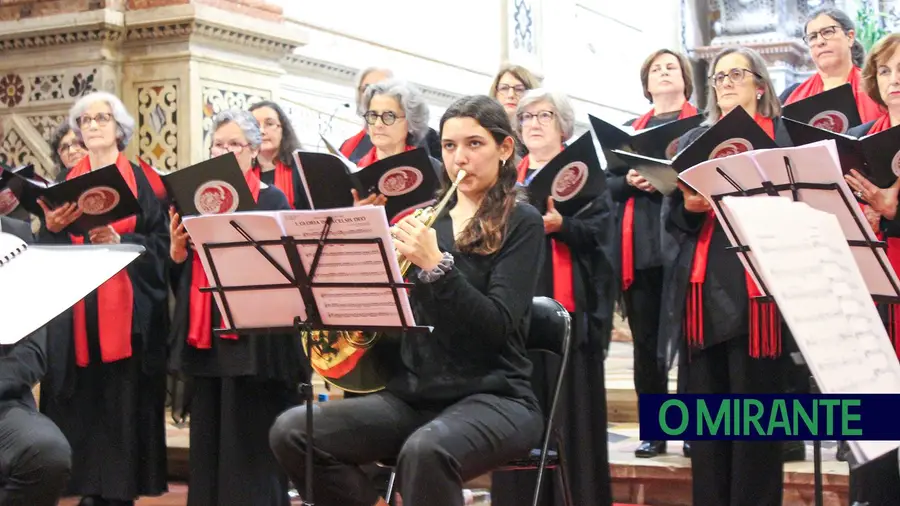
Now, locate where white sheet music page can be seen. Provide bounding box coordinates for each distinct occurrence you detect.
[181,212,308,329]
[0,232,143,345]
[277,206,416,329]
[722,196,900,464]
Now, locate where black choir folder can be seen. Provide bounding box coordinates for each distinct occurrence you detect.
[525,131,606,216]
[161,152,258,217]
[783,118,900,188]
[1,162,141,234]
[294,147,439,222]
[781,83,862,134]
[589,112,704,160]
[611,106,778,195]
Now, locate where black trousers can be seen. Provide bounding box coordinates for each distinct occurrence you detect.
[849,449,900,506]
[687,335,784,506]
[0,402,71,506]
[625,267,668,399]
[269,391,543,506]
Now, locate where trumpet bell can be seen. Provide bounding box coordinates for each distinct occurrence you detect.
[300,329,401,393]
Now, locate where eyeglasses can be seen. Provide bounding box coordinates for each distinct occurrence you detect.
[259,119,281,130]
[709,68,761,87]
[210,141,250,156]
[803,25,841,46]
[58,141,85,155]
[76,113,113,127]
[519,110,555,126]
[497,83,527,97]
[363,111,406,126]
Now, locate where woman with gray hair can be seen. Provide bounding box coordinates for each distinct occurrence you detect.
[168,108,302,506]
[352,78,442,207]
[492,88,617,506]
[36,90,170,506]
[661,46,792,506]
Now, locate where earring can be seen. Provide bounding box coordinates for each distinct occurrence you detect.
[756,91,762,100]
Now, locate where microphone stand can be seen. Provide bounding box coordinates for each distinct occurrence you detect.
[318,102,350,150]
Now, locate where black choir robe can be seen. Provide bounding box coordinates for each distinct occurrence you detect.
[492,184,617,506]
[38,162,170,501]
[168,183,306,506]
[257,159,310,210]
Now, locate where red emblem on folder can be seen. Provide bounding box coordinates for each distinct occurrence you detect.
[551,161,588,201]
[194,181,239,215]
[810,111,849,134]
[0,189,19,216]
[710,138,752,159]
[77,186,120,215]
[378,167,423,196]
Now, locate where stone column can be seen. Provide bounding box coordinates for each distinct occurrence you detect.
[0,0,308,179]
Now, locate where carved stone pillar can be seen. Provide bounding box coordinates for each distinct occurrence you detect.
[0,0,307,180]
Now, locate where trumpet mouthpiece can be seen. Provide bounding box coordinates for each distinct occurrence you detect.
[454,170,467,183]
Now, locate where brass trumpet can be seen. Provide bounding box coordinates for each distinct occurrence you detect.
[302,169,468,392]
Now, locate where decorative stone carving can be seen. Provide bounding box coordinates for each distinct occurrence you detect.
[137,84,178,172]
[201,86,267,151]
[26,115,66,144]
[0,74,25,108]
[0,27,123,52]
[0,128,40,170]
[28,74,64,102]
[513,0,536,54]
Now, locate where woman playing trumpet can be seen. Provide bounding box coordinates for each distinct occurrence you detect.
[269,95,546,506]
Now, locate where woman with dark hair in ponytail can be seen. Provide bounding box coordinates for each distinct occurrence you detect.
[269,95,546,506]
[249,101,309,210]
[781,8,884,122]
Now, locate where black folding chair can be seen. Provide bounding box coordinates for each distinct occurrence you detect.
[379,296,574,506]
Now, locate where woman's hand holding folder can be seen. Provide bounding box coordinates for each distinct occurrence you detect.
[37,198,83,233]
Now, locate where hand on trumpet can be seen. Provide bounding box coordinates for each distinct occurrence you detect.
[392,215,443,271]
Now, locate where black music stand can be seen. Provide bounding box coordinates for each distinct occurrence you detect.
[195,214,431,506]
[703,155,900,506]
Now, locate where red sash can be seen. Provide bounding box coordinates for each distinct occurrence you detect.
[357,144,416,169]
[517,155,575,312]
[136,158,167,200]
[685,115,782,358]
[622,101,699,290]
[253,160,295,208]
[785,67,885,124]
[67,154,138,367]
[864,115,900,357]
[186,169,262,349]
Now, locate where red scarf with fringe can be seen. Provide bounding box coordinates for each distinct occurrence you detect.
[186,169,261,349]
[517,154,575,312]
[685,115,782,358]
[253,160,295,208]
[785,67,885,124]
[865,115,900,358]
[67,153,138,367]
[622,101,699,290]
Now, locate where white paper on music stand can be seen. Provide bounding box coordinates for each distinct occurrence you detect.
[679,140,900,299]
[182,212,308,329]
[182,206,416,331]
[0,232,143,345]
[722,196,900,464]
[277,206,416,328]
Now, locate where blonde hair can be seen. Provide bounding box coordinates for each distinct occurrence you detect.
[861,33,900,108]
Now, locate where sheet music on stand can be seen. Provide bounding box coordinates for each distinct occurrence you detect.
[679,140,900,302]
[180,205,418,334]
[721,196,900,465]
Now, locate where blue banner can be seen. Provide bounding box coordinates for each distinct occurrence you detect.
[638,394,900,440]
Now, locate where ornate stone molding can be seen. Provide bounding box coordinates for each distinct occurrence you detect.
[0,9,124,51]
[123,4,307,57]
[692,39,812,70]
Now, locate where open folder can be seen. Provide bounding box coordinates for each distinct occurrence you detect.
[524,131,606,215]
[781,83,862,134]
[0,231,144,345]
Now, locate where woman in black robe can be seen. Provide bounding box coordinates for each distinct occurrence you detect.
[37,91,169,506]
[491,88,616,506]
[168,109,304,506]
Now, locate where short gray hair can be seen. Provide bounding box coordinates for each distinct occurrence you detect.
[355,66,394,115]
[515,88,576,141]
[68,91,135,151]
[363,79,430,145]
[211,109,263,149]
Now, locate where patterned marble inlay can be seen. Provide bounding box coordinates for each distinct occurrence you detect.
[68,69,98,98]
[29,74,64,102]
[0,129,41,171]
[137,84,178,173]
[0,74,25,108]
[201,86,267,151]
[26,115,67,144]
[513,0,535,54]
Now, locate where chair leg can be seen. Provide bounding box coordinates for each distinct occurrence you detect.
[556,448,574,506]
[385,470,396,505]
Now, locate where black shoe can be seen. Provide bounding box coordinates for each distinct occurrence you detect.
[682,441,691,458]
[634,440,666,458]
[836,441,851,462]
[783,440,807,462]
